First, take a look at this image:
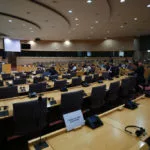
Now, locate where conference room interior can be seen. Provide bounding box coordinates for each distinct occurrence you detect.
[0,0,150,150]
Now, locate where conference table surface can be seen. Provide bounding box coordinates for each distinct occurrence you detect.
[0,76,127,119]
[28,97,150,150]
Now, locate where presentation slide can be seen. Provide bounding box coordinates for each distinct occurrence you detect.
[4,38,21,52]
[87,51,91,57]
[119,51,124,57]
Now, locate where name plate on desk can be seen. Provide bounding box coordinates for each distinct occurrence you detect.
[63,110,85,131]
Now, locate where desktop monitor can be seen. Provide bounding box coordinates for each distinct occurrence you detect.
[29,82,47,93]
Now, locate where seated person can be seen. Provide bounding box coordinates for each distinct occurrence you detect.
[71,64,77,72]
[49,67,58,75]
[91,64,96,73]
[104,63,110,71]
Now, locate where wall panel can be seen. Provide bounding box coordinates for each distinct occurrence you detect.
[22,38,134,52]
[0,39,3,49]
[17,57,132,65]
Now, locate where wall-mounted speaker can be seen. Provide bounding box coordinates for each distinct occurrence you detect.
[21,44,31,49]
[35,38,41,42]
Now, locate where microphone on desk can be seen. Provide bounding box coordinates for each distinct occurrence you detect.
[38,94,44,102]
[34,94,49,150]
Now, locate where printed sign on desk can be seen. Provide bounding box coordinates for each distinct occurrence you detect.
[63,110,85,131]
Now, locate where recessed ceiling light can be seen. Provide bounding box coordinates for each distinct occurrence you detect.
[87,0,92,4]
[95,20,99,24]
[52,0,57,3]
[147,4,150,8]
[31,31,34,32]
[75,18,79,21]
[120,0,125,3]
[91,26,94,29]
[68,10,72,13]
[76,24,79,26]
[134,17,138,21]
[8,20,12,23]
[120,25,124,28]
[26,11,31,15]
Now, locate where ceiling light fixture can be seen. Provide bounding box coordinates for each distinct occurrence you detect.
[95,20,99,24]
[76,24,79,26]
[87,0,92,4]
[147,50,150,52]
[68,10,73,13]
[134,17,138,21]
[120,0,125,3]
[120,25,124,28]
[8,20,12,23]
[91,26,94,29]
[75,18,79,21]
[147,4,150,8]
[31,31,34,32]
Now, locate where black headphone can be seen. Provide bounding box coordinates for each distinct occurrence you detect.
[125,125,146,137]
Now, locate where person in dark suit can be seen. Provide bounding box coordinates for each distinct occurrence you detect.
[49,67,58,75]
[104,63,110,71]
[135,62,145,86]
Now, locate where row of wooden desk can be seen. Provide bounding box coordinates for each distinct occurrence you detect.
[0,76,127,119]
[28,96,150,150]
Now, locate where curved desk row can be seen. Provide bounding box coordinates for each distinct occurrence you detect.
[0,76,127,119]
[28,96,149,150]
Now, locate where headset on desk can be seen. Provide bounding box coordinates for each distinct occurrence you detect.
[125,125,146,137]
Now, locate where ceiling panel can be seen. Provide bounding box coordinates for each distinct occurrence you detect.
[0,0,150,40]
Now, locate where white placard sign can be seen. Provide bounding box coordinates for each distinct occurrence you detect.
[63,110,85,131]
